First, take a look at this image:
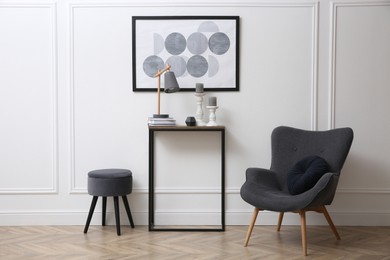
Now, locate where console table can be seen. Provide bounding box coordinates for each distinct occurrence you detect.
[148,125,225,231]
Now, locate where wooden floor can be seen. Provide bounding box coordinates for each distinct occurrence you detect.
[1,225,390,259]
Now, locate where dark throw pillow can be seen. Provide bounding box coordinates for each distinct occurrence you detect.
[287,155,329,195]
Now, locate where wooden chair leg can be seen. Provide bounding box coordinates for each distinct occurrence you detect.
[102,197,107,226]
[321,206,340,240]
[113,196,121,236]
[84,196,98,234]
[244,208,260,247]
[299,210,308,256]
[277,212,284,231]
[122,195,135,228]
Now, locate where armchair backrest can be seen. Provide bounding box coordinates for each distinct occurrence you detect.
[270,126,354,192]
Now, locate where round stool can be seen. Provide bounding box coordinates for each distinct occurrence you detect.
[83,169,135,236]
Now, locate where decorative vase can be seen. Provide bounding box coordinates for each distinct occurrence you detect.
[185,116,197,126]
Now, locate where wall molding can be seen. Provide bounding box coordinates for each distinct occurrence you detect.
[0,3,58,194]
[310,2,319,130]
[68,1,319,8]
[142,187,390,194]
[68,1,319,192]
[328,1,390,129]
[68,187,390,195]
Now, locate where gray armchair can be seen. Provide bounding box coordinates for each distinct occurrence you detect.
[240,126,353,255]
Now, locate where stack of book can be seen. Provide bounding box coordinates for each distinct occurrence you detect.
[148,117,176,126]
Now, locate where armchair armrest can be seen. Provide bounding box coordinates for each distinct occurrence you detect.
[245,167,280,189]
[301,172,340,207]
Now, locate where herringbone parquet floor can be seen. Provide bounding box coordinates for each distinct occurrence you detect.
[1,225,389,259]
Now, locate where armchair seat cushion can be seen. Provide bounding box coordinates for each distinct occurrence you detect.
[241,171,334,212]
[287,155,329,195]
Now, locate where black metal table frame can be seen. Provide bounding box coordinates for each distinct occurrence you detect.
[148,126,225,232]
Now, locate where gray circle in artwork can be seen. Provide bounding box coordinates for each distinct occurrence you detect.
[187,55,208,78]
[165,32,186,55]
[208,55,219,77]
[187,32,208,55]
[166,56,187,77]
[143,55,164,77]
[198,21,219,32]
[153,33,165,55]
[209,32,230,55]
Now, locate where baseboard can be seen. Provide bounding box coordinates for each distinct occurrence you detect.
[1,211,389,226]
[0,211,143,226]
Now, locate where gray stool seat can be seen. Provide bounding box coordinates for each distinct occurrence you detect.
[88,169,133,197]
[84,169,135,236]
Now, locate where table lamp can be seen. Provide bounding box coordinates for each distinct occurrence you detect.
[153,64,180,118]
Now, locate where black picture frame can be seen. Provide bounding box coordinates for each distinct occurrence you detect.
[132,16,240,92]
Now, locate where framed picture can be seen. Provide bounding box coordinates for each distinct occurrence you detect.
[132,16,239,92]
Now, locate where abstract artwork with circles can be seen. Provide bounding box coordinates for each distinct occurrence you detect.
[132,16,239,92]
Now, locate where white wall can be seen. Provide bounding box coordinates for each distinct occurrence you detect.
[1,0,389,226]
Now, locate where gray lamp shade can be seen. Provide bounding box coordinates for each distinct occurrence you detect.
[164,71,180,93]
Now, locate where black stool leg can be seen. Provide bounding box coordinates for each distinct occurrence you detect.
[113,196,121,236]
[102,196,107,226]
[122,195,135,228]
[84,196,98,234]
